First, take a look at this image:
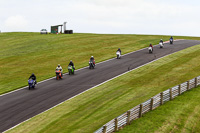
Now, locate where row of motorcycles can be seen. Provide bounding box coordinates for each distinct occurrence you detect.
[56,49,128,80]
[55,60,96,80]
[148,38,173,53]
[55,65,75,80]
[29,38,173,88]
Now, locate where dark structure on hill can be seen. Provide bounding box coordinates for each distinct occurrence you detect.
[51,22,73,34]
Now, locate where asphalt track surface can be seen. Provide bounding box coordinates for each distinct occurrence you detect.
[1,40,200,132]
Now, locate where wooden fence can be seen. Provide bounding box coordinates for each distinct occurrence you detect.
[94,76,200,133]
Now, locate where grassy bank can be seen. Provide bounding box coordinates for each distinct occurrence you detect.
[0,32,168,94]
[0,32,199,94]
[119,86,200,133]
[6,42,200,132]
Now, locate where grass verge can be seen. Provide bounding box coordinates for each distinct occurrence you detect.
[119,86,200,133]
[6,42,200,132]
[0,32,200,94]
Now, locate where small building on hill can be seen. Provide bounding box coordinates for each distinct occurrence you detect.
[51,22,73,34]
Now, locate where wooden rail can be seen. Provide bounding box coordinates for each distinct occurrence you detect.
[94,76,200,133]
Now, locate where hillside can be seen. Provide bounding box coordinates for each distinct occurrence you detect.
[0,32,182,94]
[4,34,200,133]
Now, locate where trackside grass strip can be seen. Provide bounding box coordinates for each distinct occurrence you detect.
[6,43,200,133]
[119,86,200,133]
[0,32,200,94]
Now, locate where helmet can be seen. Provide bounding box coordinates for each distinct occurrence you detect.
[118,48,120,50]
[161,39,162,41]
[70,60,72,63]
[32,73,34,76]
[91,56,93,58]
[58,64,60,67]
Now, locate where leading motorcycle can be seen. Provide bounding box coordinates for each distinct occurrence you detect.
[28,78,36,90]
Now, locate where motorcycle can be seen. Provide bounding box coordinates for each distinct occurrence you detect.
[68,65,75,75]
[89,60,95,69]
[170,38,173,44]
[159,42,163,48]
[55,69,62,80]
[148,47,153,53]
[28,78,35,90]
[116,51,121,59]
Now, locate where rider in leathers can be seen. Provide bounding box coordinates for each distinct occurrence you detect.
[90,56,95,66]
[149,44,153,51]
[68,60,75,70]
[29,73,37,84]
[116,48,121,54]
[56,64,63,77]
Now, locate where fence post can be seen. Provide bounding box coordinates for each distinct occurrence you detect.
[114,118,118,131]
[160,92,163,105]
[150,98,154,111]
[178,84,181,95]
[139,104,143,118]
[170,88,173,100]
[127,111,131,125]
[103,126,107,133]
[195,77,198,88]
[187,80,190,90]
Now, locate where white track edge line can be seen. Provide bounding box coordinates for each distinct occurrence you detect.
[3,39,184,133]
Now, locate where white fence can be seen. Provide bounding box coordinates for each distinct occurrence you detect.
[95,76,200,133]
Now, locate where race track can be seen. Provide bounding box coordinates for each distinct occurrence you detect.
[1,40,200,132]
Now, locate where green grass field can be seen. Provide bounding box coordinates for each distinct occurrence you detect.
[0,32,199,95]
[0,32,171,94]
[5,34,200,133]
[119,86,200,133]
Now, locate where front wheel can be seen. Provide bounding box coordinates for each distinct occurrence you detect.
[29,85,31,90]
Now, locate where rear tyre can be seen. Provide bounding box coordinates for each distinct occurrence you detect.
[117,55,119,59]
[29,86,30,90]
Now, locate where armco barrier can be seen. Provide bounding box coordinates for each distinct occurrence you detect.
[94,76,200,133]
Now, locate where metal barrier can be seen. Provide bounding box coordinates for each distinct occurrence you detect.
[94,76,200,133]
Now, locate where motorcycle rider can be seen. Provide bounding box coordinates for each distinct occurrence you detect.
[90,56,95,66]
[170,36,173,40]
[68,60,75,70]
[29,73,37,84]
[149,43,153,49]
[116,48,121,54]
[56,64,63,77]
[160,39,163,44]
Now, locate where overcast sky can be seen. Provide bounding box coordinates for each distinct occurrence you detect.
[0,0,200,36]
